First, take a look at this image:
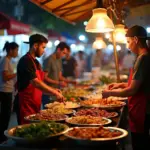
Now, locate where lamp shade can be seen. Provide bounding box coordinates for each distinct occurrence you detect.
[114,24,127,43]
[85,8,115,33]
[92,37,106,49]
[108,24,127,44]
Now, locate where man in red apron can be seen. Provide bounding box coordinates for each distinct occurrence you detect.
[17,34,64,124]
[102,25,150,150]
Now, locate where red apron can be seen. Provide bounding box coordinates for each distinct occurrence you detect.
[128,68,147,133]
[19,54,45,124]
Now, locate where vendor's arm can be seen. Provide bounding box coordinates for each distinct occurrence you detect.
[107,82,128,90]
[59,72,76,84]
[103,55,148,98]
[30,78,64,100]
[102,80,141,98]
[17,56,64,101]
[44,72,67,87]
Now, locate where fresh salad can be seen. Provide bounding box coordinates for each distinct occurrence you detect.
[13,122,67,139]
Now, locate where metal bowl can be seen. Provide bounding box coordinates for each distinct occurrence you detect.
[45,102,80,110]
[41,109,74,115]
[64,126,128,145]
[24,114,68,123]
[81,102,126,110]
[4,123,69,145]
[73,111,118,119]
[65,117,112,126]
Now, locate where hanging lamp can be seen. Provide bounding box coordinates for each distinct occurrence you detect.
[92,37,106,49]
[85,8,115,33]
[85,0,114,33]
[108,24,127,44]
[114,24,127,43]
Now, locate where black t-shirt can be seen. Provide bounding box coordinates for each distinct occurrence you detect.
[62,56,77,78]
[132,53,150,94]
[17,53,41,91]
[132,53,150,114]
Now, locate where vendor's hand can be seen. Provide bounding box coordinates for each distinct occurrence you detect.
[102,90,111,99]
[55,92,65,103]
[56,89,62,93]
[107,83,119,90]
[59,81,67,87]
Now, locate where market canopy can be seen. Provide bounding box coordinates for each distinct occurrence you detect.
[0,12,31,35]
[30,0,96,24]
[30,0,150,24]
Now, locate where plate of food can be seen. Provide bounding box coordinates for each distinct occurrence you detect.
[74,108,118,118]
[80,99,126,110]
[62,87,91,98]
[45,101,80,110]
[65,116,112,126]
[65,126,128,143]
[24,111,68,123]
[4,122,69,144]
[64,101,80,109]
[107,96,127,101]
[44,103,74,115]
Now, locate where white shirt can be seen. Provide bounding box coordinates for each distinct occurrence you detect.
[0,57,14,92]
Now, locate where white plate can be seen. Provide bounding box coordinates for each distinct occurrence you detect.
[81,102,126,109]
[74,111,118,118]
[65,117,112,126]
[24,114,68,123]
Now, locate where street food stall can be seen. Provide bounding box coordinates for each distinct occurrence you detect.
[1,0,150,150]
[0,82,129,150]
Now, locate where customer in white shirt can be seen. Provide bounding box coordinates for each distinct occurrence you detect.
[0,42,18,143]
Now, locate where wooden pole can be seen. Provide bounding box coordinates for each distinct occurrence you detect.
[108,0,120,82]
[111,32,120,82]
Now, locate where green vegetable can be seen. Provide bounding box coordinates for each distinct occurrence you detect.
[99,75,115,85]
[14,121,66,139]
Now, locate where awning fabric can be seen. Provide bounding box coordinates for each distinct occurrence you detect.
[0,12,31,35]
[30,0,150,25]
[30,0,96,24]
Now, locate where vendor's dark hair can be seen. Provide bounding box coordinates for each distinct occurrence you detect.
[29,35,48,48]
[56,42,69,51]
[3,42,19,53]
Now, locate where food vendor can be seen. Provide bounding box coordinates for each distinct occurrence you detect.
[17,34,64,124]
[42,42,76,107]
[102,25,150,150]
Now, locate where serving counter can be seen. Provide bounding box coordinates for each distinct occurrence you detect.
[0,104,128,150]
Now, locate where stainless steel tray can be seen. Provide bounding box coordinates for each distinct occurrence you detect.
[73,111,118,118]
[81,102,126,110]
[24,114,68,123]
[41,109,75,115]
[65,117,112,126]
[65,126,128,142]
